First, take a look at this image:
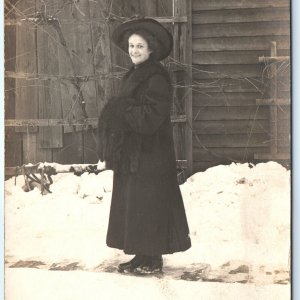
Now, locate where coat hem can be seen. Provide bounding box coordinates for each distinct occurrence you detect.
[106,241,192,256]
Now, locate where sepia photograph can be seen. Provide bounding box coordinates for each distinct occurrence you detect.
[4,0,291,299]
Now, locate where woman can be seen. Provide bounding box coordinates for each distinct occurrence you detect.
[98,18,191,274]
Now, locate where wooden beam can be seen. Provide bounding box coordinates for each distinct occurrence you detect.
[193,36,290,52]
[4,70,125,81]
[192,7,290,25]
[193,51,289,65]
[5,159,188,176]
[14,0,38,134]
[5,115,187,127]
[185,0,193,176]
[254,153,290,160]
[256,98,290,105]
[192,0,290,11]
[152,16,187,23]
[5,118,97,127]
[259,56,290,63]
[4,16,187,27]
[193,22,290,39]
[269,42,278,154]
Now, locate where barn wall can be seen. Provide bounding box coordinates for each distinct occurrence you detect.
[5,0,183,170]
[191,0,290,172]
[5,0,291,174]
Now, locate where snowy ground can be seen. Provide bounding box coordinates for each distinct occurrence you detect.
[4,161,291,299]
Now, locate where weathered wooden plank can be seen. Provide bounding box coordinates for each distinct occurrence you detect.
[22,133,37,163]
[36,19,63,149]
[4,70,127,81]
[192,161,229,172]
[259,56,290,63]
[173,123,186,161]
[193,132,289,148]
[193,118,289,135]
[23,133,52,164]
[5,115,186,127]
[193,147,270,162]
[193,105,289,121]
[192,0,290,11]
[193,64,264,79]
[5,16,189,26]
[254,153,290,160]
[193,92,260,107]
[269,42,278,153]
[114,0,141,17]
[192,22,290,38]
[192,106,269,121]
[52,132,84,164]
[15,0,38,133]
[185,0,193,175]
[193,7,290,24]
[4,25,16,71]
[276,132,291,148]
[5,76,22,166]
[193,119,269,134]
[83,129,98,164]
[192,36,290,52]
[108,0,136,90]
[193,50,290,65]
[56,4,87,133]
[5,118,96,127]
[141,0,157,16]
[277,108,290,120]
[157,0,172,17]
[193,133,270,148]
[278,119,290,134]
[89,0,114,116]
[5,129,22,167]
[171,0,189,166]
[72,0,98,125]
[256,98,290,105]
[191,77,266,93]
[5,77,16,118]
[14,0,51,165]
[192,77,290,94]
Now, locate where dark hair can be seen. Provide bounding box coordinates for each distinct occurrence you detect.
[122,29,161,59]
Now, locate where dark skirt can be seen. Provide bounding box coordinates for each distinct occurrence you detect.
[106,170,191,255]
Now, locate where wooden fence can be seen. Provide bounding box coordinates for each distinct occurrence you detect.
[5,0,193,175]
[5,0,291,176]
[191,0,290,171]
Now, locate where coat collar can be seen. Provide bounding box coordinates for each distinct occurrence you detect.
[118,58,170,97]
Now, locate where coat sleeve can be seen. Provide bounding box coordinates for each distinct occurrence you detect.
[124,74,172,135]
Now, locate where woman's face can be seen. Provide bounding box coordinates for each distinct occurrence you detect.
[128,34,152,65]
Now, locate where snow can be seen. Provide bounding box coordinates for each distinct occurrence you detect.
[5,268,290,300]
[4,161,291,299]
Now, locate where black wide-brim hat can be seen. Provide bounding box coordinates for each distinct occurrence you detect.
[112,18,173,61]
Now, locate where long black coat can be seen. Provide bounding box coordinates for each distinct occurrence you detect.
[98,58,191,255]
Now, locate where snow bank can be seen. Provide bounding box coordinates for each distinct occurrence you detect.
[5,162,290,269]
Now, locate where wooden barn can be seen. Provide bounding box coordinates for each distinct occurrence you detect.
[5,0,291,178]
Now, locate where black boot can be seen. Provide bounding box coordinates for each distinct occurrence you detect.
[133,255,163,274]
[118,255,145,273]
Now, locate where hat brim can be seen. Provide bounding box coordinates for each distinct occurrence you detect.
[112,18,173,61]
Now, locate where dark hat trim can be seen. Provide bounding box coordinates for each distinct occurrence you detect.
[112,18,173,61]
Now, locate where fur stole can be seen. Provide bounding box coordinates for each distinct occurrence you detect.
[97,59,170,173]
